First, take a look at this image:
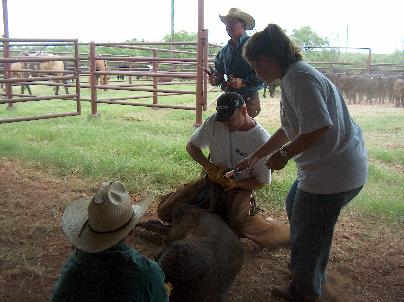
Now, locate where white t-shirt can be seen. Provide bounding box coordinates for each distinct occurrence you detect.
[189,114,271,184]
[280,60,368,194]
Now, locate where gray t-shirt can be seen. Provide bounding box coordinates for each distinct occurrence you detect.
[190,114,271,184]
[280,61,368,194]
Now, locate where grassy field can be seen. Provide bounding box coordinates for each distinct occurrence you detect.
[1,83,403,223]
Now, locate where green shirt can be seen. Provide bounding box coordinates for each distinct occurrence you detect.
[50,242,168,302]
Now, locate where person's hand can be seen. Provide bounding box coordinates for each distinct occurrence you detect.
[206,164,226,184]
[235,154,258,172]
[228,77,244,89]
[265,150,288,170]
[212,172,236,190]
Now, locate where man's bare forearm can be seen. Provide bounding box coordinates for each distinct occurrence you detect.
[186,141,213,171]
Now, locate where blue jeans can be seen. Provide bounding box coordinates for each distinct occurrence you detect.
[285,180,363,300]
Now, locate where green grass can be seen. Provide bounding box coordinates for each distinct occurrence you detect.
[353,164,403,221]
[1,85,403,223]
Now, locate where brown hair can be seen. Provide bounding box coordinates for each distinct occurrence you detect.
[243,24,302,70]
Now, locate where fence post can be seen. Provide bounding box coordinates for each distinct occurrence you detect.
[73,39,81,115]
[202,29,208,111]
[2,0,13,109]
[89,41,99,117]
[195,0,204,126]
[152,49,158,104]
[2,38,13,109]
[129,61,132,85]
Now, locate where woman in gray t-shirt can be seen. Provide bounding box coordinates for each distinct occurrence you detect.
[237,24,368,302]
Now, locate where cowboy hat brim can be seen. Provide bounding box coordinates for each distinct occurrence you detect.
[219,11,255,30]
[62,194,154,253]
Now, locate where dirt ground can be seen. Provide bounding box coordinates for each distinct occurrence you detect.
[0,158,403,302]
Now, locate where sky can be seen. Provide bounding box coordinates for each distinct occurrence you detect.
[1,0,403,54]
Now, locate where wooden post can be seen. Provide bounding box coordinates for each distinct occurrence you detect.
[195,0,204,126]
[202,29,208,111]
[129,61,132,84]
[2,0,13,109]
[74,40,81,114]
[152,49,158,104]
[89,41,100,117]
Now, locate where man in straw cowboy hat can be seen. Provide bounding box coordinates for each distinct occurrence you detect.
[208,8,264,118]
[50,181,168,302]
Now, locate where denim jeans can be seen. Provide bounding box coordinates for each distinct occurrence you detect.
[285,180,363,300]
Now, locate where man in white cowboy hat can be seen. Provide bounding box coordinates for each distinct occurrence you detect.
[208,8,264,118]
[50,181,168,302]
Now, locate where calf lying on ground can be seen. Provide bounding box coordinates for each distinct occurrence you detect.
[137,203,244,302]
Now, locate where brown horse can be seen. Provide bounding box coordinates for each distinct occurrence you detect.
[95,60,109,86]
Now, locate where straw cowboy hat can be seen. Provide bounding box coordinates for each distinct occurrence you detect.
[219,8,255,30]
[62,181,154,253]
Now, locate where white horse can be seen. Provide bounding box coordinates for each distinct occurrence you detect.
[29,52,69,95]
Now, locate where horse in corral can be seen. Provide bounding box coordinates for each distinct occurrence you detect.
[9,61,32,95]
[29,52,69,95]
[95,60,109,87]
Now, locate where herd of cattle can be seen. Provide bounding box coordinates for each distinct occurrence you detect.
[325,72,404,107]
[264,72,404,107]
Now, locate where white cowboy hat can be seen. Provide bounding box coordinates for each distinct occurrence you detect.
[219,8,255,30]
[62,181,154,253]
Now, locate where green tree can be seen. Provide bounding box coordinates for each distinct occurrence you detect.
[291,26,330,49]
[162,30,197,42]
[290,26,337,62]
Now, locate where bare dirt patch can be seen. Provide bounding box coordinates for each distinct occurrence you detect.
[0,158,402,302]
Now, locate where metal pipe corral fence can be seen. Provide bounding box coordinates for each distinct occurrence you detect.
[0,38,81,124]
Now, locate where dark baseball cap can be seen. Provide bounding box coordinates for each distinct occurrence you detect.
[215,92,245,122]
